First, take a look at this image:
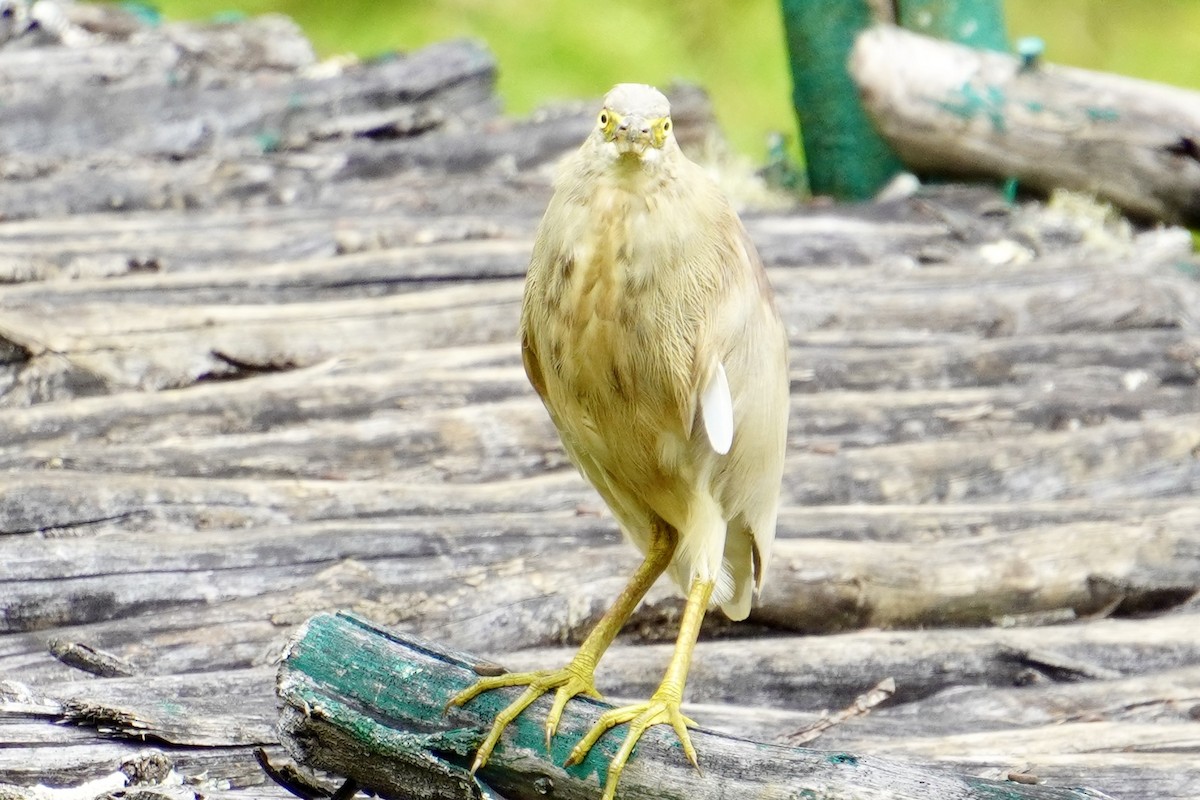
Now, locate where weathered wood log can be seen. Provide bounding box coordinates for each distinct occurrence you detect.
[276,612,1116,800]
[499,613,1200,713]
[3,490,1195,646]
[697,663,1200,741]
[3,323,1196,443]
[0,33,512,220]
[7,395,1195,498]
[850,24,1200,225]
[2,14,1199,800]
[0,668,294,798]
[6,651,1194,798]
[2,365,1198,474]
[0,33,496,159]
[18,626,1200,747]
[0,13,318,102]
[0,21,729,224]
[7,374,1200,491]
[4,459,1196,546]
[1,228,1193,405]
[0,183,1045,286]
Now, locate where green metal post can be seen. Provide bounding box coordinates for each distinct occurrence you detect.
[779,0,905,200]
[897,0,1009,51]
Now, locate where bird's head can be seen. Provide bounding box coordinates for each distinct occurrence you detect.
[594,83,674,163]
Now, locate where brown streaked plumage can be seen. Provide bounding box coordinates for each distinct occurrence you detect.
[450,83,789,800]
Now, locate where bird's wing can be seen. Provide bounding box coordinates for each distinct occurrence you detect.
[707,217,790,616]
[522,316,653,549]
[520,327,548,401]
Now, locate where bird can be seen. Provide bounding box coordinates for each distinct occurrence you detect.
[449,83,789,800]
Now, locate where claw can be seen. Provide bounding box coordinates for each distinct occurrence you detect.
[564,693,699,800]
[671,714,699,770]
[447,665,601,772]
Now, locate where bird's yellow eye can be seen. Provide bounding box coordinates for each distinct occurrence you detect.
[598,109,620,140]
[651,117,673,147]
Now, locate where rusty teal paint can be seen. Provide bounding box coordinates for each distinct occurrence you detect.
[1003,177,1019,204]
[826,752,859,766]
[1085,107,1121,122]
[285,683,484,794]
[284,613,490,747]
[288,615,625,792]
[897,0,1009,51]
[1172,261,1200,279]
[937,82,1008,133]
[256,132,282,153]
[119,2,161,26]
[796,790,834,800]
[963,778,1036,799]
[559,737,612,788]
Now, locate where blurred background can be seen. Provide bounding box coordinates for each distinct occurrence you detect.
[134,0,1200,162]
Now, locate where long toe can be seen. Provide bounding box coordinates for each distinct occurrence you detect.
[448,665,601,771]
[565,696,698,800]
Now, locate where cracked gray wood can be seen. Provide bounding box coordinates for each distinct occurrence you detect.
[0,8,1197,800]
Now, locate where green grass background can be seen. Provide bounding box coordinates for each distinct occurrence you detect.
[139,0,1200,163]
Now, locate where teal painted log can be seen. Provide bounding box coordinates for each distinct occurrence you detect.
[275,611,1117,800]
[851,24,1200,226]
[898,0,1009,51]
[779,0,905,200]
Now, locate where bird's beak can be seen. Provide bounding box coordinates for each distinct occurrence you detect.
[614,116,653,155]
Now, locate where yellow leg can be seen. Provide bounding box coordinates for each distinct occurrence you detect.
[448,522,676,773]
[566,576,715,800]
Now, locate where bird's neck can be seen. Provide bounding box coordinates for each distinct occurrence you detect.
[600,157,670,202]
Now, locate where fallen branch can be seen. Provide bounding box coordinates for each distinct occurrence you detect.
[275,611,1116,800]
[850,24,1200,225]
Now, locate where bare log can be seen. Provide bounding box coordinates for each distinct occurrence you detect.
[0,668,293,798]
[0,14,318,102]
[0,36,496,160]
[500,614,1200,713]
[850,24,1200,225]
[1,231,1194,405]
[3,470,1195,644]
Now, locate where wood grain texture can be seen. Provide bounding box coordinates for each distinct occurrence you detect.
[0,9,1197,800]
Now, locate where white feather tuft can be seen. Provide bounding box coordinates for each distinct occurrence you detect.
[700,362,734,455]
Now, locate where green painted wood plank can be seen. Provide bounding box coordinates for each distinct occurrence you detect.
[275,611,1119,800]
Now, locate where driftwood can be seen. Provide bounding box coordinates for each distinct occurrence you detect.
[0,8,1198,800]
[850,24,1200,226]
[275,612,1118,800]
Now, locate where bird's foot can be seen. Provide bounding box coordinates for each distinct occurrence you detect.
[447,662,603,772]
[565,688,700,800]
